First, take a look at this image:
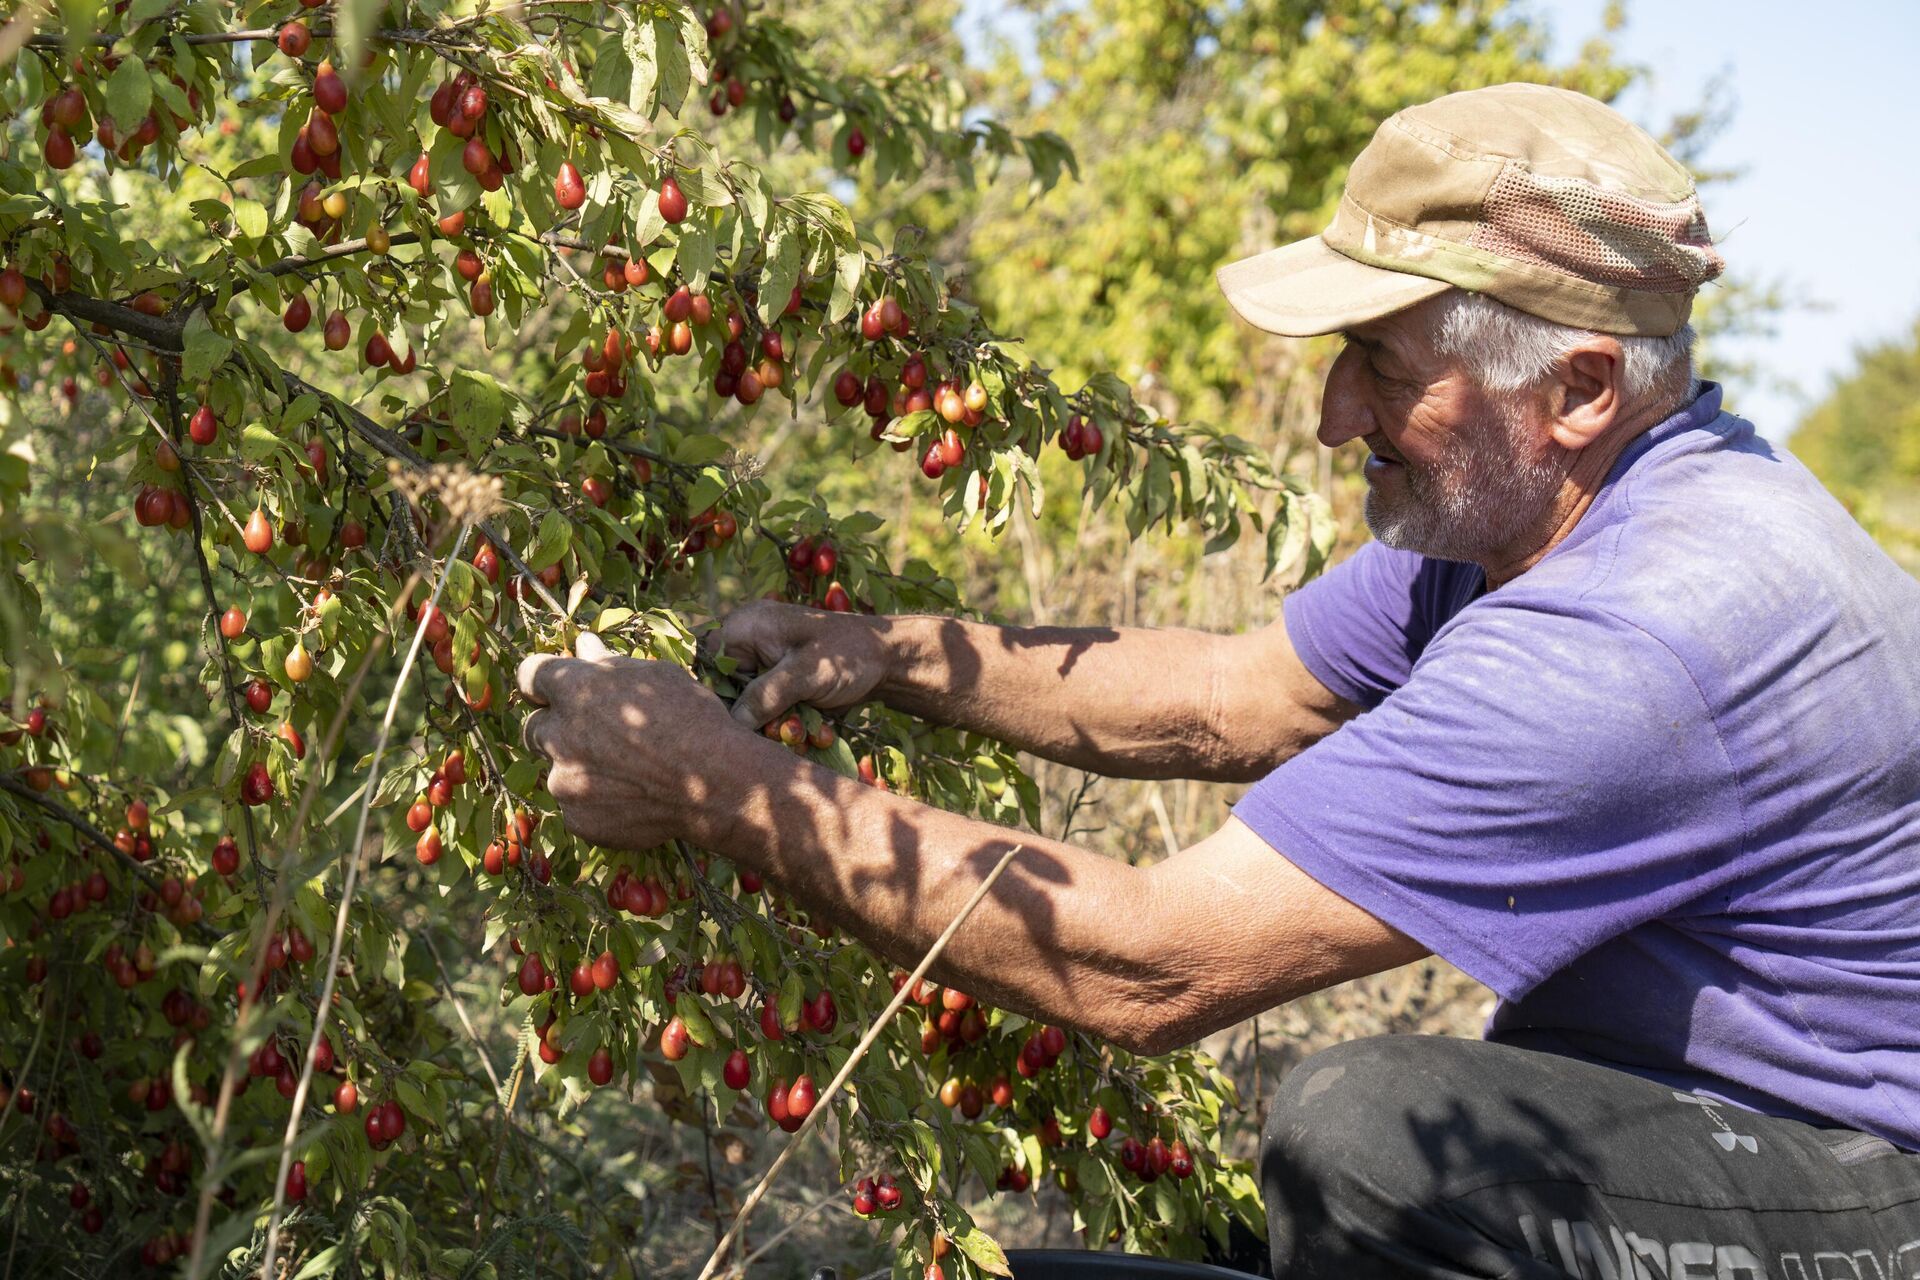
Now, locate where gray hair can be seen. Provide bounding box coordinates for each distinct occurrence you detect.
[1428,290,1698,407]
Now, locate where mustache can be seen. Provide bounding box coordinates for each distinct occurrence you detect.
[1364,435,1406,464]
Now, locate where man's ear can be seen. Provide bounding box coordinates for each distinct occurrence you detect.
[1548,338,1624,451]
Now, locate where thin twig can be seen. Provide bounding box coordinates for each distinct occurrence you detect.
[693,843,1026,1280]
[727,1193,843,1277]
[256,525,474,1280]
[181,556,434,1280]
[420,928,504,1095]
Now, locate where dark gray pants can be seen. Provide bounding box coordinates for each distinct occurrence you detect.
[1263,1036,1920,1279]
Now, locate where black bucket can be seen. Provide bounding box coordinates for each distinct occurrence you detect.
[1004,1250,1258,1278]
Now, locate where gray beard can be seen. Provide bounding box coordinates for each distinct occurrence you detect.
[1363,407,1566,565]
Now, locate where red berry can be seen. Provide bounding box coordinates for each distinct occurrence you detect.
[517,953,547,997]
[658,175,688,224]
[587,1046,614,1086]
[803,990,837,1034]
[277,20,311,58]
[243,507,273,554]
[554,161,586,210]
[723,1049,750,1090]
[786,1073,817,1119]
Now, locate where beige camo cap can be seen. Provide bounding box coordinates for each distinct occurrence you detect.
[1217,82,1725,338]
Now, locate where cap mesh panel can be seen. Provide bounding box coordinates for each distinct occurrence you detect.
[1470,163,1725,293]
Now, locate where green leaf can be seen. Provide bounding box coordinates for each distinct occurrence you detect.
[631,186,666,250]
[239,422,294,464]
[293,1244,345,1280]
[682,471,726,517]
[181,311,233,386]
[1301,491,1337,581]
[447,369,507,456]
[105,58,151,129]
[652,18,690,117]
[625,18,658,115]
[231,198,269,242]
[677,222,714,289]
[952,1226,1011,1277]
[757,224,802,326]
[829,250,865,323]
[428,130,482,214]
[674,993,716,1048]
[673,2,711,84]
[526,509,571,572]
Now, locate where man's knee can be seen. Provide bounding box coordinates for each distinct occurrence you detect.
[1265,1035,1456,1189]
[1261,1036,1483,1277]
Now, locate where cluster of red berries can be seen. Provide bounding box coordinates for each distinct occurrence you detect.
[1017,1022,1070,1078]
[131,481,192,531]
[64,1180,105,1235]
[404,747,471,864]
[604,865,673,915]
[244,1027,334,1099]
[37,63,200,174]
[713,305,797,406]
[97,940,158,990]
[995,1163,1033,1192]
[762,711,836,754]
[898,979,991,1056]
[785,535,856,612]
[850,1171,902,1215]
[285,43,348,182]
[1058,412,1106,460]
[753,987,837,1042]
[426,66,517,193]
[764,1071,818,1131]
[1117,1135,1196,1182]
[363,1097,408,1150]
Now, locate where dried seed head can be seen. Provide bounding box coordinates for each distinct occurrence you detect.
[388,459,505,525]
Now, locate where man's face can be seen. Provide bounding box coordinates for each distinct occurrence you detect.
[1317,297,1564,565]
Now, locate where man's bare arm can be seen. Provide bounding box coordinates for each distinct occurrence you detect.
[717,604,1357,783]
[520,640,1424,1054]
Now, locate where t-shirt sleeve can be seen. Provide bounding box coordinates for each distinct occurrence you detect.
[1235,598,1746,1001]
[1283,540,1438,709]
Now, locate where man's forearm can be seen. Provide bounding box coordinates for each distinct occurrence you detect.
[868,616,1236,779]
[692,735,1179,1051]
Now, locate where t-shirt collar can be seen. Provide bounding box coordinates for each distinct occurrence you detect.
[1606,381,1726,484]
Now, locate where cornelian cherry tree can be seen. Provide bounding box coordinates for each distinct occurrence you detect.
[0,0,1333,1274]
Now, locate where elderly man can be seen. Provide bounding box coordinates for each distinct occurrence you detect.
[521,84,1920,1277]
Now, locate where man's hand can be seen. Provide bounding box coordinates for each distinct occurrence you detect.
[713,600,894,729]
[516,632,752,851]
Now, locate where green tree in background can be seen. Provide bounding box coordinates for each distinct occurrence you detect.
[1792,319,1920,572]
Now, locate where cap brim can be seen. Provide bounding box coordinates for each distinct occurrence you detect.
[1217,237,1451,337]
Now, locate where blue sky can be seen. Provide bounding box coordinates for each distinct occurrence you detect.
[1538,0,1920,435]
[958,0,1920,438]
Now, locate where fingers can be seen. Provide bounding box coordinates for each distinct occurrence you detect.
[715,600,788,668]
[519,633,614,708]
[520,707,551,757]
[730,657,809,728]
[516,652,566,707]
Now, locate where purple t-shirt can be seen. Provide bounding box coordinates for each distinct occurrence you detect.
[1234,383,1920,1151]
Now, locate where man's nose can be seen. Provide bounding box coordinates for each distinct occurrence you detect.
[1317,346,1372,450]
